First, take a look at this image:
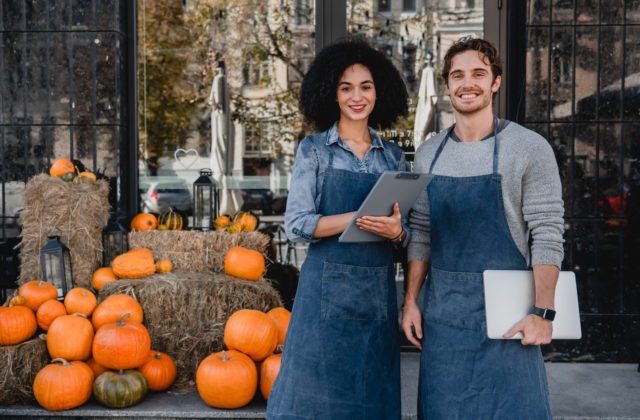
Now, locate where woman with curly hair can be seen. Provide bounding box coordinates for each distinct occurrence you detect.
[267,40,409,419]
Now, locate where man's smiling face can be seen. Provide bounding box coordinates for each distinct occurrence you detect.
[445,50,501,115]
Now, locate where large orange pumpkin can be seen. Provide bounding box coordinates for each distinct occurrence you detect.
[36,299,67,331]
[86,357,110,378]
[18,280,59,311]
[224,247,265,281]
[139,350,177,391]
[127,248,154,259]
[91,267,118,291]
[196,350,257,409]
[260,353,282,400]
[49,158,75,178]
[0,304,37,345]
[130,213,158,231]
[92,313,151,370]
[267,307,291,349]
[47,314,94,361]
[64,288,97,317]
[112,250,156,279]
[33,358,94,411]
[91,294,144,331]
[224,309,278,361]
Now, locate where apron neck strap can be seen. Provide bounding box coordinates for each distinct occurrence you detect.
[428,116,500,175]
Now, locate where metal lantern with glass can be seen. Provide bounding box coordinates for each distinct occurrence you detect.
[103,217,128,266]
[193,168,220,231]
[39,236,74,300]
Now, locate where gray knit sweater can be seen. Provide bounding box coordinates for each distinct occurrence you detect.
[408,121,565,268]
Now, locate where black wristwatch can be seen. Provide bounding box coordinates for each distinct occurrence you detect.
[531,306,556,321]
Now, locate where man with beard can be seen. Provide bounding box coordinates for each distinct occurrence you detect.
[402,37,564,420]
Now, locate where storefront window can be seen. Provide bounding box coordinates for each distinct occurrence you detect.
[137,0,314,224]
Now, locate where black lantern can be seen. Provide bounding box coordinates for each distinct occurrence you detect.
[102,217,128,266]
[193,168,220,230]
[39,236,74,300]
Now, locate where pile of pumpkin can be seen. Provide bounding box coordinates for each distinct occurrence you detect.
[129,209,259,233]
[91,248,173,292]
[196,306,291,408]
[49,157,99,184]
[0,279,177,411]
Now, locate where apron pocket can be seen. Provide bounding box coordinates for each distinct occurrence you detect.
[321,261,389,321]
[424,268,485,330]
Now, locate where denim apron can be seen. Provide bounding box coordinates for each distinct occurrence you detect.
[267,143,401,420]
[417,120,552,420]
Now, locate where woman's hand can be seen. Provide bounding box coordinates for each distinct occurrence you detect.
[355,202,402,240]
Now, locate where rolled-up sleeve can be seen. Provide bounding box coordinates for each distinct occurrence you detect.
[285,138,322,242]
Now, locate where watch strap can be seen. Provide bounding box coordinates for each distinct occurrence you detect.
[531,306,556,321]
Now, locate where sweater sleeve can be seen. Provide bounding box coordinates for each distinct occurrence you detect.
[522,140,566,268]
[407,145,432,262]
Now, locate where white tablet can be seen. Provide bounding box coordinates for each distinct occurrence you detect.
[338,171,433,243]
[483,270,582,340]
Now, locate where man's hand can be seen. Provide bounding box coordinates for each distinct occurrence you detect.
[503,314,553,345]
[402,302,423,350]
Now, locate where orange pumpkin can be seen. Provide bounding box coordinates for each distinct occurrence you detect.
[232,211,260,232]
[91,267,118,291]
[130,213,158,231]
[0,304,37,345]
[92,294,144,331]
[214,214,232,230]
[155,259,173,273]
[92,313,152,370]
[224,309,278,361]
[36,300,67,331]
[49,158,75,178]
[9,295,26,306]
[86,357,109,378]
[224,247,265,281]
[267,307,291,349]
[18,280,59,311]
[196,350,257,409]
[112,250,156,279]
[64,288,97,317]
[139,350,177,391]
[33,358,94,411]
[47,314,94,361]
[260,353,282,400]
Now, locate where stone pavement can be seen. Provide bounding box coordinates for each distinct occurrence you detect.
[1,354,638,419]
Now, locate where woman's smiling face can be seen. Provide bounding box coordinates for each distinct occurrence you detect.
[336,64,376,123]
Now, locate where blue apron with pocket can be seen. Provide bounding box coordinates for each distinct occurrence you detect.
[417,120,552,419]
[267,142,401,420]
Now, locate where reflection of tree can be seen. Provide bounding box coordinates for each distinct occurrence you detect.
[138,0,199,159]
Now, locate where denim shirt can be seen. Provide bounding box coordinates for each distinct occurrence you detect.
[285,123,410,245]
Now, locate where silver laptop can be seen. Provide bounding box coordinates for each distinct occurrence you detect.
[483,270,582,340]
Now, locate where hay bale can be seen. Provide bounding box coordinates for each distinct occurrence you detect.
[0,336,49,405]
[99,270,282,389]
[17,174,110,288]
[128,230,270,272]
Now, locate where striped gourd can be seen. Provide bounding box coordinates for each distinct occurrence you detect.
[158,208,183,230]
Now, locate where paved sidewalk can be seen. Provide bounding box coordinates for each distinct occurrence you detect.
[1,354,638,419]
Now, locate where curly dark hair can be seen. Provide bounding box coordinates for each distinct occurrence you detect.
[442,37,502,85]
[299,40,408,132]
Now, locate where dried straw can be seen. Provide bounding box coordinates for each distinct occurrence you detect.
[0,336,49,405]
[99,270,282,389]
[128,230,270,272]
[17,174,110,288]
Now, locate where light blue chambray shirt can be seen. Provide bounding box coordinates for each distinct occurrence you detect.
[285,123,410,244]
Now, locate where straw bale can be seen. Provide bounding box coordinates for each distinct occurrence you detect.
[0,336,49,405]
[99,270,282,389]
[17,174,110,288]
[128,230,270,272]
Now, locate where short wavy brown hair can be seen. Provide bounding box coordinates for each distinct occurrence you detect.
[441,37,502,85]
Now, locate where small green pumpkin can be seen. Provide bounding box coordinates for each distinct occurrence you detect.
[93,369,148,408]
[158,208,183,230]
[61,172,75,182]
